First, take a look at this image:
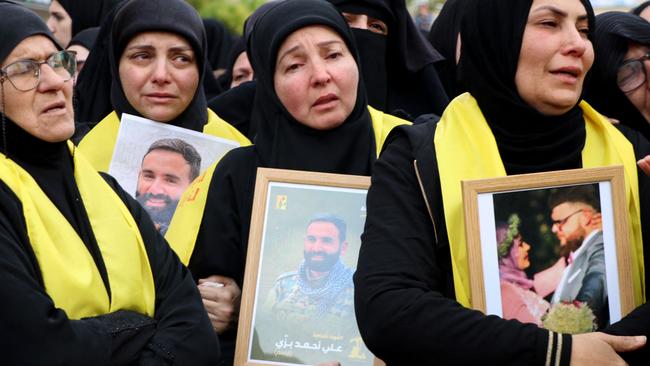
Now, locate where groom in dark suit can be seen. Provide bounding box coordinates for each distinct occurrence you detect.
[548,185,608,328]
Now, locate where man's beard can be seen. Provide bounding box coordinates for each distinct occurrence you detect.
[136,192,179,234]
[304,250,340,273]
[560,237,583,259]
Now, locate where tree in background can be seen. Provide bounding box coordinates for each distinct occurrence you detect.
[187,0,265,35]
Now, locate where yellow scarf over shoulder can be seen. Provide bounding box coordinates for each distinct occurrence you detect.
[0,143,156,319]
[165,106,409,264]
[435,93,644,308]
[78,109,252,172]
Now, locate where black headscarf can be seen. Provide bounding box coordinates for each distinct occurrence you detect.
[327,0,447,120]
[458,0,595,175]
[73,3,123,127]
[247,0,374,175]
[57,0,123,41]
[203,18,234,72]
[215,37,246,90]
[632,1,650,16]
[0,1,104,258]
[76,0,209,132]
[207,1,283,140]
[68,27,99,51]
[428,0,467,99]
[585,12,650,140]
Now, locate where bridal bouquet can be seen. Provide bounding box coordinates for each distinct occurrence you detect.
[541,301,596,334]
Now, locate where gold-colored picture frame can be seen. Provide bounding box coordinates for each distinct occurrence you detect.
[234,167,383,366]
[462,166,634,332]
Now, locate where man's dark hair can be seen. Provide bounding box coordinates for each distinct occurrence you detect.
[307,214,347,242]
[142,138,202,181]
[548,184,601,213]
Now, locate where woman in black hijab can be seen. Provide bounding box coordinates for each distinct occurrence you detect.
[326,0,448,120]
[215,38,253,90]
[203,18,235,77]
[67,27,99,77]
[585,12,650,141]
[0,1,218,364]
[76,0,250,172]
[428,0,467,99]
[46,0,122,47]
[355,0,650,364]
[164,0,410,363]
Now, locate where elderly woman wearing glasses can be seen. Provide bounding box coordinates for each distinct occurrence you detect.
[585,12,650,141]
[0,2,218,364]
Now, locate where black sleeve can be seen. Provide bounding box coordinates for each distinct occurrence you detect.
[0,180,151,365]
[187,147,257,285]
[185,147,258,365]
[354,130,564,366]
[101,174,220,365]
[603,126,650,364]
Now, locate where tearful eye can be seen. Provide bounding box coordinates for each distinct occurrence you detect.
[286,63,300,72]
[327,52,342,60]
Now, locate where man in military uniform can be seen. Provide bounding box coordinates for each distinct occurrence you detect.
[266,214,355,323]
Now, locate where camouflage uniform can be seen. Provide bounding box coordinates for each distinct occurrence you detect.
[266,260,355,323]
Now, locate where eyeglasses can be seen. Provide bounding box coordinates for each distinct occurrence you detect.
[551,209,583,230]
[0,50,76,92]
[617,52,650,94]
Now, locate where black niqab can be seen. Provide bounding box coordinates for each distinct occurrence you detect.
[458,0,595,175]
[247,0,374,175]
[0,1,110,289]
[327,0,448,120]
[57,0,123,41]
[428,0,467,98]
[585,12,650,141]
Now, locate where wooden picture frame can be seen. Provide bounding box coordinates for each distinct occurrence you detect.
[462,166,634,332]
[234,168,382,366]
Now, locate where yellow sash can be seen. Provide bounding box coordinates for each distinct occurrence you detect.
[435,93,644,308]
[165,106,410,264]
[77,109,252,172]
[0,142,156,319]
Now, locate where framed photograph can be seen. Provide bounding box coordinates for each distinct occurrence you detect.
[462,166,634,333]
[235,168,381,366]
[109,113,240,234]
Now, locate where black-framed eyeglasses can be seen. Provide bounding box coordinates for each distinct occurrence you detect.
[551,209,583,230]
[0,50,76,92]
[617,52,650,94]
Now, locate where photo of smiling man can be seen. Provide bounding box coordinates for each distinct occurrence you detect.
[136,138,201,234]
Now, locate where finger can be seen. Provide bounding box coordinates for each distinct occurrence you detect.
[202,298,221,314]
[637,157,650,176]
[602,334,646,352]
[200,274,236,285]
[198,286,221,301]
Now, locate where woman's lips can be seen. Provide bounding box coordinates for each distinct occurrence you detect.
[41,101,66,114]
[145,93,176,103]
[312,93,339,110]
[550,66,582,84]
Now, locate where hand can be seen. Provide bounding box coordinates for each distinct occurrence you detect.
[637,155,650,176]
[198,275,241,334]
[571,332,646,366]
